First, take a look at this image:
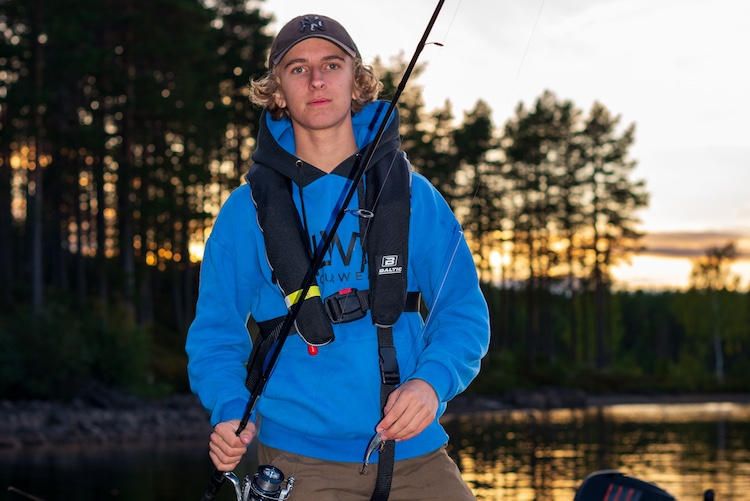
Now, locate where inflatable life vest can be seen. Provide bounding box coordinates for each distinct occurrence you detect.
[246,146,417,346]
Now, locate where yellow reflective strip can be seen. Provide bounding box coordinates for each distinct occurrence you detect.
[284,286,321,308]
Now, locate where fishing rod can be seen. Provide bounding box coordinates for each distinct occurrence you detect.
[7,487,46,501]
[200,1,446,499]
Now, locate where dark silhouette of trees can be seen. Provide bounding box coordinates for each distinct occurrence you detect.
[497,91,647,370]
[0,0,271,395]
[3,2,747,400]
[576,102,648,369]
[677,243,746,385]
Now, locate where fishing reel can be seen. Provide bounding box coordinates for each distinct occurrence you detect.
[223,465,295,501]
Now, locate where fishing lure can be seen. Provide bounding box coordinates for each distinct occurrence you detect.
[360,431,385,474]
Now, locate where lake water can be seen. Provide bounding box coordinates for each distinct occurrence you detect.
[2,401,749,500]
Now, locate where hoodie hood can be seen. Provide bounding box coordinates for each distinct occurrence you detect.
[250,101,400,187]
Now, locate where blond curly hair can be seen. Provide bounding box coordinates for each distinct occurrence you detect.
[249,57,383,121]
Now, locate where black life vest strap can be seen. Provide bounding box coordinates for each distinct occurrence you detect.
[246,164,335,348]
[362,148,410,501]
[244,322,285,396]
[256,291,420,337]
[370,324,399,501]
[324,290,421,325]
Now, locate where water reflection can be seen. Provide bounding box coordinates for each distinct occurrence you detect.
[443,402,750,500]
[0,442,256,501]
[1,403,749,500]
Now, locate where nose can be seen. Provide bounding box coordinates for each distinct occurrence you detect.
[309,67,326,89]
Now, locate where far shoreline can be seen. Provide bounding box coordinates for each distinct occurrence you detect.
[446,390,750,416]
[2,390,750,452]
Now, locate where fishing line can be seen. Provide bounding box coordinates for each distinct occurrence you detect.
[351,0,463,226]
[352,0,464,325]
[501,0,546,116]
[395,0,548,374]
[355,151,399,251]
[359,0,464,247]
[379,0,468,369]
[401,0,462,117]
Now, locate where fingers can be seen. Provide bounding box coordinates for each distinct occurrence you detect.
[376,379,438,442]
[209,420,256,471]
[381,407,431,442]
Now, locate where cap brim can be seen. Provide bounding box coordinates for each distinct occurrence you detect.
[271,35,358,67]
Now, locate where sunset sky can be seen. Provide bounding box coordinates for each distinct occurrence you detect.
[255,0,750,290]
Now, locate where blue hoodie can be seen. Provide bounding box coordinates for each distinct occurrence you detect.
[186,101,490,463]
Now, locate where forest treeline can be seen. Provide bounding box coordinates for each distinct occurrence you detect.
[1,0,748,400]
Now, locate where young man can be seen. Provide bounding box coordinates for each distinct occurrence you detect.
[186,14,490,500]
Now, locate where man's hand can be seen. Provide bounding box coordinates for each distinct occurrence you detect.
[209,419,256,471]
[376,379,438,442]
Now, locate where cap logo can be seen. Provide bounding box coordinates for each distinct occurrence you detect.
[299,16,325,33]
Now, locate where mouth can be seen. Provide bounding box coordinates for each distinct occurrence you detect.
[309,98,330,106]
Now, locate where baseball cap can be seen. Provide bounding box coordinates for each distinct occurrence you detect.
[269,14,360,68]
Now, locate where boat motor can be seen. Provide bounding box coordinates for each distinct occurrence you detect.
[574,470,675,501]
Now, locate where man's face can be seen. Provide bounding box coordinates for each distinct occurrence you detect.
[274,37,358,134]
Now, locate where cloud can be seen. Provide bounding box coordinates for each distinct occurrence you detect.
[639,231,750,258]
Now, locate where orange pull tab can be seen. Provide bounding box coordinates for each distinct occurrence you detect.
[308,345,318,356]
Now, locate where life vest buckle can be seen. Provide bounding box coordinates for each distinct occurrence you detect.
[324,288,370,324]
[378,345,400,385]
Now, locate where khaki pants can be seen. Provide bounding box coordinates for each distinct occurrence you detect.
[258,443,476,501]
